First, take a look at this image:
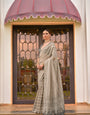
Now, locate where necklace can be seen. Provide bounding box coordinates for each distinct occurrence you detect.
[41,40,51,50]
[44,39,50,44]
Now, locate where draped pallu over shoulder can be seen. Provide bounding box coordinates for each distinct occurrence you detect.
[32,42,65,114]
[39,42,65,115]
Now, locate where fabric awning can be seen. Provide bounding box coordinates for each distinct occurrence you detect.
[5,0,81,24]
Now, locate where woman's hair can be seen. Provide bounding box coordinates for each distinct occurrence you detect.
[42,28,51,34]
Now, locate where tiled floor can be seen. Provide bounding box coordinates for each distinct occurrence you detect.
[0,103,90,115]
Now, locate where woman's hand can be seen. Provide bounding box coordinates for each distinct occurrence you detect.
[37,63,44,70]
[40,64,44,70]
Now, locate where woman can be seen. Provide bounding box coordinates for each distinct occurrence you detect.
[32,29,65,115]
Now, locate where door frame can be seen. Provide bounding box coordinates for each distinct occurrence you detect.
[11,22,76,104]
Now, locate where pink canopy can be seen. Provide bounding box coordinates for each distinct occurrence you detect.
[5,0,81,24]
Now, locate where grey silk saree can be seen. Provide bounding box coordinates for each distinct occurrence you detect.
[32,41,65,115]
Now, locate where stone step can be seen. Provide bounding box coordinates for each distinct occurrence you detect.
[0,113,90,115]
[0,104,90,115]
[0,111,90,115]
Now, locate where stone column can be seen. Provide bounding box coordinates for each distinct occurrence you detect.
[86,0,90,104]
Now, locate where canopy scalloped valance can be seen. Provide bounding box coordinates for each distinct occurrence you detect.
[5,0,81,24]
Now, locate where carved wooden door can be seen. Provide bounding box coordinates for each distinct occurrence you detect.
[13,25,74,104]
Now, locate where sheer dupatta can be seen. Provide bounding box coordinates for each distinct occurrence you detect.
[41,42,65,115]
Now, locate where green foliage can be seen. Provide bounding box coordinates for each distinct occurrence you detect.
[17,57,37,71]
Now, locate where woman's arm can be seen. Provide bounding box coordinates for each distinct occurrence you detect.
[37,57,44,70]
[37,58,39,65]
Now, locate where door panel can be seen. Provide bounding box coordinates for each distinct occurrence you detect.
[17,33,39,101]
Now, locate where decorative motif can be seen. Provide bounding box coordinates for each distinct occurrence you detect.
[17,29,71,101]
[5,0,81,24]
[17,32,39,100]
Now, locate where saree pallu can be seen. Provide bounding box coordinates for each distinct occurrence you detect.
[32,41,65,115]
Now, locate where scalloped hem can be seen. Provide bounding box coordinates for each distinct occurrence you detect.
[32,110,65,115]
[32,110,42,114]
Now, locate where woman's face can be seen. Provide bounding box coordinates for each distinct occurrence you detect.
[42,30,51,40]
